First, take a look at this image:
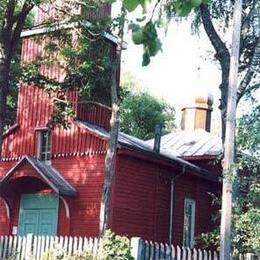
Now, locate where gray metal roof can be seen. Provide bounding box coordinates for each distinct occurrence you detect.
[78,121,220,183]
[146,129,223,157]
[0,156,77,197]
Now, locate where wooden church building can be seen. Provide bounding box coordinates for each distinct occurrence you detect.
[0,4,221,248]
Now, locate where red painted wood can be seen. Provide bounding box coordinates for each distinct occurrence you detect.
[35,4,111,26]
[111,154,220,244]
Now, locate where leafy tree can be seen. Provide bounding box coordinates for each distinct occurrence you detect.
[195,105,260,255]
[125,0,260,141]
[168,0,259,141]
[120,89,175,140]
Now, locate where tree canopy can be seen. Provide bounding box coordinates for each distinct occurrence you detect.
[120,78,176,140]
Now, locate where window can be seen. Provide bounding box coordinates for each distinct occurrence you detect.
[38,130,51,161]
[183,198,196,248]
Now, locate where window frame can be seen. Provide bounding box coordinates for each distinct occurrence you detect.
[183,198,196,248]
[37,130,51,162]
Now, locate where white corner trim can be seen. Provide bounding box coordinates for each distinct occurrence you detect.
[60,196,70,219]
[0,197,10,219]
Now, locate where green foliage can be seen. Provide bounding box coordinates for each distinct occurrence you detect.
[126,0,205,66]
[123,0,151,12]
[237,105,260,160]
[43,230,132,260]
[2,0,114,130]
[195,229,220,251]
[120,88,175,140]
[98,230,133,260]
[233,207,260,255]
[195,105,260,254]
[130,21,162,66]
[48,98,75,130]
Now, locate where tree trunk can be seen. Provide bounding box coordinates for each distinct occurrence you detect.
[200,4,230,142]
[220,0,242,258]
[99,6,126,236]
[0,43,11,158]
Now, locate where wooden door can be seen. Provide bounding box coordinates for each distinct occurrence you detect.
[18,193,59,236]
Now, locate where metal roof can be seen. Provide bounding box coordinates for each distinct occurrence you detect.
[146,129,223,158]
[0,156,77,197]
[78,121,220,183]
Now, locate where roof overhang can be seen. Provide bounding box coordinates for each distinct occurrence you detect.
[21,21,127,49]
[0,156,77,197]
[77,120,221,183]
[3,124,19,138]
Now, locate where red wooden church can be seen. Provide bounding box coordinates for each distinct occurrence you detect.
[0,5,221,248]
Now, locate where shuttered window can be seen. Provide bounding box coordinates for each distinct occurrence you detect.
[183,198,196,248]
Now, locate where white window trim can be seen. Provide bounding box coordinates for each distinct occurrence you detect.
[183,198,196,248]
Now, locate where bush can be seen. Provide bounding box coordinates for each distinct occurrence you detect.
[98,230,133,260]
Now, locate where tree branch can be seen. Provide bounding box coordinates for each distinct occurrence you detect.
[10,1,35,54]
[200,4,230,70]
[237,40,260,102]
[1,0,16,46]
[200,3,231,140]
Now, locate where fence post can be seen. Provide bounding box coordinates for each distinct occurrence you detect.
[25,234,33,259]
[131,237,144,260]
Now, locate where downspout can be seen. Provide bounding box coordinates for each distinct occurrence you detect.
[169,177,174,244]
[169,166,186,245]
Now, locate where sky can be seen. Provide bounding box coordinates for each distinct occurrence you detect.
[111,2,252,136]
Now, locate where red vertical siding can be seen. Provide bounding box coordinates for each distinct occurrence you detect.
[0,200,10,235]
[1,84,108,160]
[111,155,172,242]
[36,4,111,26]
[112,154,219,244]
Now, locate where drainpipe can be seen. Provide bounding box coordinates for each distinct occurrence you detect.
[169,177,174,244]
[169,166,186,245]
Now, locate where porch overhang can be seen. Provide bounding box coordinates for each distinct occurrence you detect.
[0,156,77,197]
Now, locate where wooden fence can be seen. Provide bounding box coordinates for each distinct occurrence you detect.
[0,235,258,260]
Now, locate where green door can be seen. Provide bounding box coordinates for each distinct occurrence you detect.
[18,193,59,236]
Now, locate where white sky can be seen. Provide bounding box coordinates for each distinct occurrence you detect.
[111,2,239,136]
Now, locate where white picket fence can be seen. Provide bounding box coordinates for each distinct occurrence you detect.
[133,238,219,259]
[0,235,258,260]
[0,234,100,260]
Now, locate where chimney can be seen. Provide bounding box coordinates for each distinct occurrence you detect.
[181,94,213,132]
[153,125,162,152]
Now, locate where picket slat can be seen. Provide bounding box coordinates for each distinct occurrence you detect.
[64,236,68,254]
[83,237,88,251]
[193,248,198,260]
[2,235,8,259]
[187,247,192,260]
[171,245,175,260]
[155,242,160,259]
[36,236,42,260]
[68,236,73,256]
[177,245,181,260]
[198,249,203,260]
[16,236,22,260]
[20,236,27,260]
[93,237,98,256]
[150,241,155,259]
